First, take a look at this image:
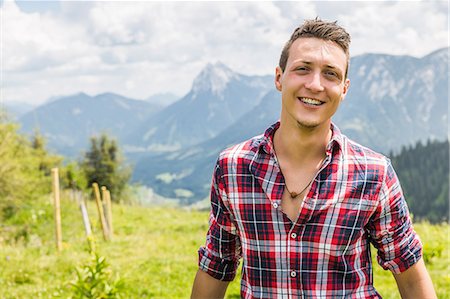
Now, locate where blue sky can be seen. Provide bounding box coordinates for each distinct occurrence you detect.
[1,0,448,105]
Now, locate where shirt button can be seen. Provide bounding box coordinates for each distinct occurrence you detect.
[290,233,297,239]
[290,271,297,278]
[273,203,278,209]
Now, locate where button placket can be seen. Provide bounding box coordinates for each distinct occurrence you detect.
[288,229,300,284]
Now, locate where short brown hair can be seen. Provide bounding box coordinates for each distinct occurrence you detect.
[279,18,351,77]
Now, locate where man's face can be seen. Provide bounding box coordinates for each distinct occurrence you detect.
[275,37,350,130]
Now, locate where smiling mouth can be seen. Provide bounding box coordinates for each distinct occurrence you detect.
[298,97,324,106]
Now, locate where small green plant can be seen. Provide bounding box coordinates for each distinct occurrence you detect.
[70,253,124,299]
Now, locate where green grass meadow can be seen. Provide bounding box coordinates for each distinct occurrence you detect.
[0,197,449,298]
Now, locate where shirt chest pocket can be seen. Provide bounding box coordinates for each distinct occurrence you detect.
[310,197,377,254]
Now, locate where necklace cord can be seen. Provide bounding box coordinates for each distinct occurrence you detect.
[284,178,313,199]
[282,156,326,199]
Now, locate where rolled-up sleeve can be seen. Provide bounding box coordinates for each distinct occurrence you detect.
[368,160,422,274]
[198,161,241,281]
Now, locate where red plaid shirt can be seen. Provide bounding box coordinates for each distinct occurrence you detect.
[198,122,422,298]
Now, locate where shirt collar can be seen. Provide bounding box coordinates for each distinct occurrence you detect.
[327,122,344,153]
[258,121,344,156]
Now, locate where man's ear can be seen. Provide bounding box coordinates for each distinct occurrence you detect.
[341,78,350,100]
[275,66,283,91]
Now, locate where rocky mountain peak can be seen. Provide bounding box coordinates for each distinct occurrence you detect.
[422,47,449,67]
[192,62,238,95]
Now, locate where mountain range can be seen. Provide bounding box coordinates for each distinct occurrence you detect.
[15,48,449,202]
[19,92,162,157]
[125,62,273,153]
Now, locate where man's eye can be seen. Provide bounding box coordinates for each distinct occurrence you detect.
[325,71,338,78]
[296,67,308,72]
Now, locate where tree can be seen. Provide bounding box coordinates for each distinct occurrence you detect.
[60,161,87,191]
[391,139,449,223]
[30,130,63,179]
[0,113,61,220]
[81,134,131,201]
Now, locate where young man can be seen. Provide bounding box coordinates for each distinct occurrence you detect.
[191,19,436,298]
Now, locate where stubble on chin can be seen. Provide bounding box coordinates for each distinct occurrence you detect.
[295,120,319,130]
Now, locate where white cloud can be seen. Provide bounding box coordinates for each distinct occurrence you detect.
[1,0,448,106]
[2,1,90,72]
[333,1,448,57]
[88,3,152,46]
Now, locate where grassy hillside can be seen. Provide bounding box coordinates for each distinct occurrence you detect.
[0,196,448,298]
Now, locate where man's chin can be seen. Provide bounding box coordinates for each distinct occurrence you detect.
[295,120,320,130]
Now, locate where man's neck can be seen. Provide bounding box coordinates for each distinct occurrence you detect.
[273,121,331,165]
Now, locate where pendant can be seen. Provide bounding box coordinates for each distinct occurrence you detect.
[290,192,298,198]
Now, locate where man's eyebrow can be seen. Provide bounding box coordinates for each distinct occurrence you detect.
[325,64,344,75]
[290,60,312,68]
[325,64,341,70]
[295,61,341,69]
[292,61,344,73]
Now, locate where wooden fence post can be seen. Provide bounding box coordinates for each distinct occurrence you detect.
[79,198,92,237]
[51,168,62,251]
[104,188,113,239]
[101,186,108,228]
[79,196,95,253]
[92,183,109,241]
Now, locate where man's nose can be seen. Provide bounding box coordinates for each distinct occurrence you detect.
[304,72,324,92]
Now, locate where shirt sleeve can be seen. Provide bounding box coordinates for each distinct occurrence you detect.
[198,160,241,281]
[368,159,422,274]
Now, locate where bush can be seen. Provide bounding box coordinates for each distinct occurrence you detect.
[0,115,62,221]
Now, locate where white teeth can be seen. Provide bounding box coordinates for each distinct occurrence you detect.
[300,97,322,105]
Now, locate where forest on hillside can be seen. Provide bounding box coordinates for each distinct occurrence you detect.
[391,139,449,223]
